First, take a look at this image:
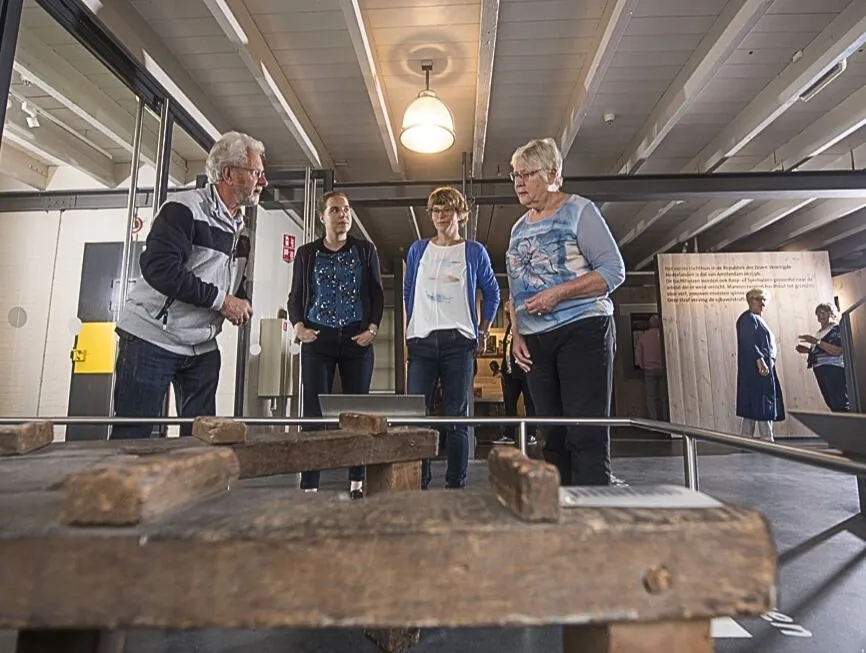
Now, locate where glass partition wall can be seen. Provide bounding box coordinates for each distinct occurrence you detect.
[0,0,213,440]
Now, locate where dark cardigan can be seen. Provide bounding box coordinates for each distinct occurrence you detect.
[287,236,384,329]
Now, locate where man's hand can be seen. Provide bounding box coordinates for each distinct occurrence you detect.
[221,294,252,326]
[513,333,532,372]
[351,327,376,347]
[294,323,320,343]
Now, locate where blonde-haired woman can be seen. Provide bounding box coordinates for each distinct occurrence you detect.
[404,187,500,489]
[506,138,625,487]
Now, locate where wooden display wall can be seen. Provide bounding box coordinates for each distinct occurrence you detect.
[658,252,835,437]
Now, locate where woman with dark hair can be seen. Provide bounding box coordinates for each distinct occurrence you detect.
[288,191,384,498]
[404,186,499,490]
[797,302,848,412]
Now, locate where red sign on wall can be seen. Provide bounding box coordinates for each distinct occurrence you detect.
[282,234,295,262]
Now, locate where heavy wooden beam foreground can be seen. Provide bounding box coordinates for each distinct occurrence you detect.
[0,489,775,630]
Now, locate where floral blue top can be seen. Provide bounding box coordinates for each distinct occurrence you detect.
[506,194,625,336]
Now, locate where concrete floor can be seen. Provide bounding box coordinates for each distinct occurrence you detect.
[112,448,866,653]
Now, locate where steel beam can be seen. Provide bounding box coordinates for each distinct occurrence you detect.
[0,0,23,142]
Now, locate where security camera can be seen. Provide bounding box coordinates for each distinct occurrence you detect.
[603,112,616,126]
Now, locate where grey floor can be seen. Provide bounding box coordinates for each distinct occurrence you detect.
[3,448,864,653]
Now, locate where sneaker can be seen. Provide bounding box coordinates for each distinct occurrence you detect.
[350,489,364,500]
[527,435,538,446]
[493,435,517,445]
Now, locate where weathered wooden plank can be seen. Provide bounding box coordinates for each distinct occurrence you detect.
[365,461,421,495]
[232,427,438,478]
[488,447,560,523]
[193,417,248,444]
[0,422,54,456]
[0,490,775,630]
[363,459,423,652]
[563,620,712,653]
[61,449,240,525]
[339,412,389,435]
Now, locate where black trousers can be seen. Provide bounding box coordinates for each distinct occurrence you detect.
[814,365,849,412]
[501,371,536,439]
[300,322,374,489]
[525,316,615,486]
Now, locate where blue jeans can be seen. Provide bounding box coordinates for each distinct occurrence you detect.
[300,322,374,489]
[407,329,475,489]
[112,330,221,440]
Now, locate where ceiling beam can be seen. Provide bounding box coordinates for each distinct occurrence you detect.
[736,198,866,253]
[615,0,772,175]
[828,225,866,261]
[3,103,119,188]
[782,206,866,252]
[635,199,753,269]
[616,201,678,246]
[341,0,401,175]
[685,1,866,174]
[636,85,866,263]
[93,0,229,141]
[472,0,500,178]
[13,27,188,185]
[707,142,866,252]
[0,142,55,190]
[202,0,334,170]
[559,0,638,159]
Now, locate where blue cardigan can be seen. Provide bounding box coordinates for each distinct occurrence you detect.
[403,239,500,339]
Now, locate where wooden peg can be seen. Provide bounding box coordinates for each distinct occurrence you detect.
[192,416,247,444]
[339,412,389,435]
[0,421,54,456]
[488,446,560,523]
[61,449,239,525]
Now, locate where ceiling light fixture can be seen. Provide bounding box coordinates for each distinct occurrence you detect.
[400,61,455,154]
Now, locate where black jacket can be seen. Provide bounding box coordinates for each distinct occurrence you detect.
[287,236,384,329]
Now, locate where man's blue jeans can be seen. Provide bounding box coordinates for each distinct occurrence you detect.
[407,329,475,489]
[111,330,220,440]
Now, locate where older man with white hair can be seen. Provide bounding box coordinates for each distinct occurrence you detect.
[111,131,267,439]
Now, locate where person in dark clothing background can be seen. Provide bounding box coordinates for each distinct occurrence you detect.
[494,300,537,446]
[288,191,384,498]
[736,288,785,442]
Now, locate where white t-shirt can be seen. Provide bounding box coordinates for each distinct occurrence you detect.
[407,242,475,340]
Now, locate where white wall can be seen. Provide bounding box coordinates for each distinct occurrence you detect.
[0,211,60,416]
[242,207,302,418]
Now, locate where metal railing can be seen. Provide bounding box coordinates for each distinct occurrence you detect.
[2,415,866,490]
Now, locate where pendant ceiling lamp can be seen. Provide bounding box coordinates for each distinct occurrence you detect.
[400,62,455,154]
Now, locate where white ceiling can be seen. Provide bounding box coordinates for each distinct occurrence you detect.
[3,0,866,272]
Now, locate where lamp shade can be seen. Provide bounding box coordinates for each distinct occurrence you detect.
[400,89,455,154]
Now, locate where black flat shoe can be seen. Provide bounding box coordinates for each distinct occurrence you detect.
[350,489,364,500]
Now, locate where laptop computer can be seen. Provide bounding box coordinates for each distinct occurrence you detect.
[318,394,427,418]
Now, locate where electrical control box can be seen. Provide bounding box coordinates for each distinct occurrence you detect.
[257,318,297,397]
